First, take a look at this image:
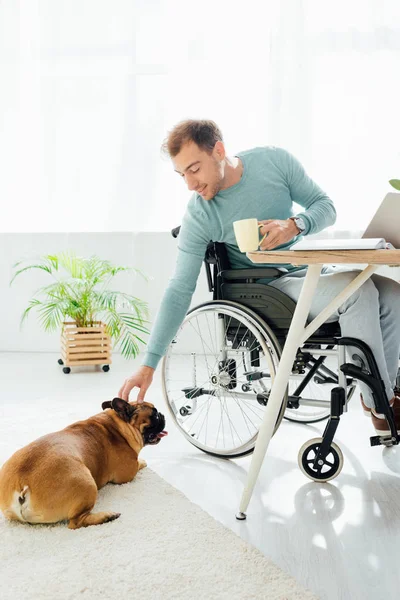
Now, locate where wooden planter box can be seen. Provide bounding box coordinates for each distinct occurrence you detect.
[60,321,112,370]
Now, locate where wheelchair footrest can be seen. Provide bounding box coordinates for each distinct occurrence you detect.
[370,435,399,447]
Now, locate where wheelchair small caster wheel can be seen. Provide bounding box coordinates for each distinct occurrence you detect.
[102,365,110,372]
[298,437,343,482]
[63,367,71,374]
[58,359,64,365]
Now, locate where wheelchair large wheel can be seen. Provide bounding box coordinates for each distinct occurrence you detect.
[162,300,286,458]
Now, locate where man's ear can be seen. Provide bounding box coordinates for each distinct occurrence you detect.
[214,140,225,160]
[102,398,136,422]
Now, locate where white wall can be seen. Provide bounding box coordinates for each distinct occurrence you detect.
[2,231,399,355]
[0,232,210,353]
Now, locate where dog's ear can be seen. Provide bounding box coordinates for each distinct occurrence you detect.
[102,397,136,422]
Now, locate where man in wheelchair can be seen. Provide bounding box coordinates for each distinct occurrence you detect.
[119,119,400,459]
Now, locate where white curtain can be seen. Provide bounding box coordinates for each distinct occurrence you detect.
[1,0,399,233]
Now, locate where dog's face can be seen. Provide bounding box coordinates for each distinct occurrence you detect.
[101,398,168,446]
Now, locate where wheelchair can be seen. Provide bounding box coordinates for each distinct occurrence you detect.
[161,227,400,482]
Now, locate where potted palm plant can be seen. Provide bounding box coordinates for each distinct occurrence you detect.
[11,252,149,374]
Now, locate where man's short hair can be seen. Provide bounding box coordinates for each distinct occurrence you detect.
[161,119,223,157]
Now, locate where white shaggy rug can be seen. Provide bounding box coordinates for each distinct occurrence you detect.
[0,381,316,600]
[0,466,317,600]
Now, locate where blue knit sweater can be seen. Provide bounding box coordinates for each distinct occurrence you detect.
[143,146,336,369]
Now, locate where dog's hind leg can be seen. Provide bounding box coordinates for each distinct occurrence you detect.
[67,470,120,530]
[68,508,120,529]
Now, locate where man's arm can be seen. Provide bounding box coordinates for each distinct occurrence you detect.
[278,147,337,235]
[118,250,202,400]
[259,148,337,250]
[119,204,210,402]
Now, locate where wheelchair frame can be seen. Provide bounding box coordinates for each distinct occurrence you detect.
[167,228,399,481]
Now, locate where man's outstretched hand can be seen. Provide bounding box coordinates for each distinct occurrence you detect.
[118,365,155,403]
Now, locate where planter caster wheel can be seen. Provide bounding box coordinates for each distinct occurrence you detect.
[63,367,71,374]
[102,365,110,372]
[58,359,64,365]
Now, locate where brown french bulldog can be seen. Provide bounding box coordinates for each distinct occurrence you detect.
[0,399,167,529]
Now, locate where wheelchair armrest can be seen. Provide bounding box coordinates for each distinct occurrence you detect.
[220,268,288,280]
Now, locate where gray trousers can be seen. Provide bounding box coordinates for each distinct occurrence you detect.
[268,267,400,409]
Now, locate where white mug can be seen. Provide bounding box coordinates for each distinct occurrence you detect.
[233,218,267,252]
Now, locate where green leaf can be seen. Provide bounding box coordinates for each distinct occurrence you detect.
[389,179,400,191]
[10,264,53,286]
[20,299,42,327]
[118,329,141,359]
[37,299,70,332]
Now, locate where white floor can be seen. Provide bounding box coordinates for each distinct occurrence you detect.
[1,352,400,600]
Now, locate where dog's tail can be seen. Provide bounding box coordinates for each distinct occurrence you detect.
[19,485,29,505]
[8,485,30,522]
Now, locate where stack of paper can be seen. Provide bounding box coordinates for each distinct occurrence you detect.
[291,238,387,251]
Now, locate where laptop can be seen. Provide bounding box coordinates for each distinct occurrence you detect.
[291,192,400,251]
[362,192,400,249]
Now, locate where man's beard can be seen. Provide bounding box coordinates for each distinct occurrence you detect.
[208,183,220,199]
[208,170,224,199]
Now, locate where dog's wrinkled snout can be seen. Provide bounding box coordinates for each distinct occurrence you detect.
[143,409,168,445]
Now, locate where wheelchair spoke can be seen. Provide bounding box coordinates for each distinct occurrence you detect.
[222,392,249,441]
[183,396,211,429]
[233,396,266,419]
[229,395,260,436]
[213,390,230,448]
[195,315,213,377]
[195,396,214,441]
[188,319,215,357]
[230,319,243,350]
[218,392,242,447]
[205,312,217,355]
[243,334,262,355]
[214,395,224,448]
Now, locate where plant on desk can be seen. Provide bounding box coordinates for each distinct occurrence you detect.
[10,252,149,373]
[387,181,400,268]
[389,179,400,191]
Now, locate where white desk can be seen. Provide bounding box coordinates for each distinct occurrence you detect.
[236,249,400,519]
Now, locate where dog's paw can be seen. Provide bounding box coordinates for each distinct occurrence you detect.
[138,459,147,470]
[104,512,121,523]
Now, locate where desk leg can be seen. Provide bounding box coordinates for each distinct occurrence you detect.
[236,264,322,520]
